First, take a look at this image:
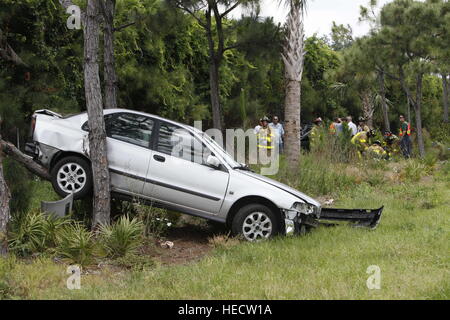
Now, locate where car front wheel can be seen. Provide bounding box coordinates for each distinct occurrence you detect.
[51,156,92,200]
[231,204,281,242]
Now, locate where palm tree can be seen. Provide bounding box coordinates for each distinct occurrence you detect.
[282,0,307,168]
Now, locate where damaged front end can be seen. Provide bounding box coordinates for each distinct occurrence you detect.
[283,203,383,236]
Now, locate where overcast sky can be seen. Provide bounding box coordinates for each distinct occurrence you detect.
[231,0,393,38]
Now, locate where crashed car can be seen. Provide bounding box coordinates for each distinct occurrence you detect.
[26,109,383,241]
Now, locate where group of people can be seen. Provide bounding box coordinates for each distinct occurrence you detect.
[311,115,412,159]
[254,116,285,153]
[253,114,413,160]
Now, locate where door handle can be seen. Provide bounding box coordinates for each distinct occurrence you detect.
[153,154,166,163]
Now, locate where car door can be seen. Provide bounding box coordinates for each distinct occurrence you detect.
[148,121,229,216]
[104,113,155,198]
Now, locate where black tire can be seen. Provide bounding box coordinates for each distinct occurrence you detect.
[231,204,281,242]
[51,156,93,200]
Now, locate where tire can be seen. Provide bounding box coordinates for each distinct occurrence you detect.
[231,204,281,242]
[51,156,93,200]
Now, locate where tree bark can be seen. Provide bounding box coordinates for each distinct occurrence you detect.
[360,90,375,128]
[442,74,449,123]
[84,0,111,228]
[378,70,390,132]
[0,133,11,256]
[284,80,301,165]
[414,73,425,158]
[102,0,118,109]
[205,7,223,131]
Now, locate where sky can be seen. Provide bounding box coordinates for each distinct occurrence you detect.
[232,0,393,38]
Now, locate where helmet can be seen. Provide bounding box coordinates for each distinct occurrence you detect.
[368,129,376,137]
[373,140,382,146]
[384,130,392,136]
[313,117,323,123]
[261,116,270,122]
[358,116,366,122]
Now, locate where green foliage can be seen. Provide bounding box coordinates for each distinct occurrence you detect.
[3,158,33,214]
[8,210,67,256]
[55,222,97,266]
[99,216,144,259]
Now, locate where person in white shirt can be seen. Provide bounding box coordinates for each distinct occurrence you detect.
[346,116,358,136]
[269,116,285,153]
[254,118,263,134]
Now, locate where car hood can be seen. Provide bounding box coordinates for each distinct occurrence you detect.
[237,170,321,208]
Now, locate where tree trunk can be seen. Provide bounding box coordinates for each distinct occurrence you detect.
[284,80,301,165]
[205,8,223,131]
[103,0,118,109]
[209,58,222,131]
[360,91,375,128]
[84,0,111,228]
[0,133,11,256]
[414,73,425,158]
[378,71,390,131]
[282,1,306,168]
[442,74,449,123]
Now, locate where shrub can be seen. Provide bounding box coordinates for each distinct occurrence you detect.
[99,216,144,258]
[56,222,96,266]
[8,210,67,256]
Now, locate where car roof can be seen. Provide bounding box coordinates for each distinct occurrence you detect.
[104,108,197,132]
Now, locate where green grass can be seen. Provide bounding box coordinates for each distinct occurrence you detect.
[1,160,449,300]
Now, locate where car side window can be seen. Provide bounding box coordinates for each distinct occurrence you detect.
[105,113,154,148]
[157,122,210,163]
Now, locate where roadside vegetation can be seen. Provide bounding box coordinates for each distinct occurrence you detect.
[1,137,448,299]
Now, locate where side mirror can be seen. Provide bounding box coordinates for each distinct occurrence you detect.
[206,155,221,169]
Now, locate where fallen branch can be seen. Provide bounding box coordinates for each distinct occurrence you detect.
[0,139,51,181]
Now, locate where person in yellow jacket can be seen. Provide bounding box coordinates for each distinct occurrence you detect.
[310,117,323,149]
[351,129,375,158]
[383,131,400,159]
[366,141,388,160]
[257,117,275,151]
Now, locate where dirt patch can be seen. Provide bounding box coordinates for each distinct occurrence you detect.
[142,222,229,266]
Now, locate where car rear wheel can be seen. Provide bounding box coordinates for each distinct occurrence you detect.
[51,156,92,200]
[231,204,281,242]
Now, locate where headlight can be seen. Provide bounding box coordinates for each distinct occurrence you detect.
[293,202,316,215]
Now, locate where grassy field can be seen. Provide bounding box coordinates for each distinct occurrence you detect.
[1,157,449,300]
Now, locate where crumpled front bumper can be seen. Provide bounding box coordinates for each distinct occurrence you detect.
[283,206,384,235]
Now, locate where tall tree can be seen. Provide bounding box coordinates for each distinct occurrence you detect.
[84,0,111,227]
[168,0,260,131]
[282,0,306,168]
[374,0,440,157]
[58,0,111,227]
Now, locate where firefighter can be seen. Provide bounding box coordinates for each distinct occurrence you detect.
[366,140,388,160]
[310,117,323,149]
[257,116,275,151]
[351,129,375,158]
[383,131,400,159]
[399,115,412,158]
[357,117,370,133]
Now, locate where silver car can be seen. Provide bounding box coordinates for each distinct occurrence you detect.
[26,109,381,241]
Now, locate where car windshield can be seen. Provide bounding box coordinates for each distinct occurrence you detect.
[196,130,241,169]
